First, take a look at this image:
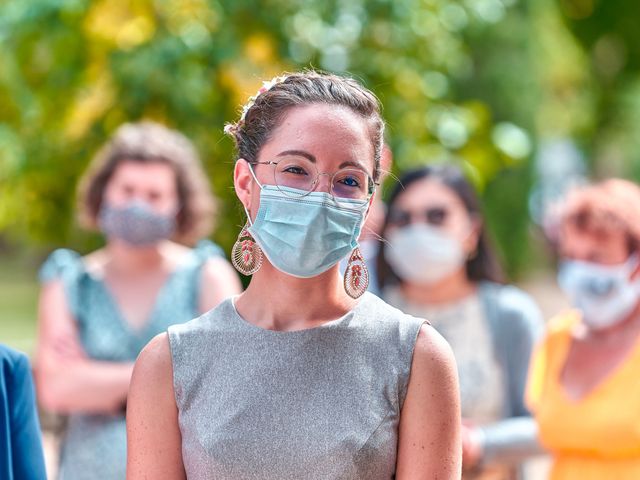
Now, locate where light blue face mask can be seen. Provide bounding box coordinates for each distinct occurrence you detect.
[558,256,640,330]
[245,165,369,278]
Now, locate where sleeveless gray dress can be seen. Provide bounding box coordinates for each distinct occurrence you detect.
[168,292,426,480]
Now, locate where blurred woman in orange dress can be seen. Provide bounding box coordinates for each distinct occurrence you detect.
[528,179,640,479]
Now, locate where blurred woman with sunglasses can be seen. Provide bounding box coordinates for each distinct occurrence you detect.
[527,179,640,479]
[378,165,543,479]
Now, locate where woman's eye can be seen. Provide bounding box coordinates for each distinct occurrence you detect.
[283,166,307,175]
[388,211,410,226]
[122,185,135,197]
[339,176,360,188]
[426,207,448,225]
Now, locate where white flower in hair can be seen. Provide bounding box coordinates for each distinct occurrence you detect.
[242,75,288,122]
[223,74,288,135]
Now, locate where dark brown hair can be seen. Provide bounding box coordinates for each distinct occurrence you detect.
[225,71,385,182]
[377,165,504,290]
[78,121,216,245]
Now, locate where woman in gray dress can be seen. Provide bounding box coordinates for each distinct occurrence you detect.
[127,71,462,479]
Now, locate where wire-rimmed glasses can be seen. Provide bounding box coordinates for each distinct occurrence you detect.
[251,156,376,207]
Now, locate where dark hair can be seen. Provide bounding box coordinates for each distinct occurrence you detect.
[225,71,385,182]
[78,121,216,245]
[377,165,504,290]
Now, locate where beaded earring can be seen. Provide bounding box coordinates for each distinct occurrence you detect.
[343,247,369,299]
[231,223,263,276]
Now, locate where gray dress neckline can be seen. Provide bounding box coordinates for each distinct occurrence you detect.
[228,294,362,335]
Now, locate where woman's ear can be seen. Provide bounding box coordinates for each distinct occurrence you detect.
[464,217,482,257]
[630,255,640,281]
[234,159,253,212]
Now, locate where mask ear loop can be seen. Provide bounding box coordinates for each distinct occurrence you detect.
[247,161,265,189]
[243,205,254,227]
[243,161,265,227]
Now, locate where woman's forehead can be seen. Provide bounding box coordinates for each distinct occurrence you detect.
[261,104,375,172]
[110,161,176,188]
[559,221,629,253]
[396,179,463,209]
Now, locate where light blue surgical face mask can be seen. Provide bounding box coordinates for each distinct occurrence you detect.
[245,164,369,278]
[558,256,640,330]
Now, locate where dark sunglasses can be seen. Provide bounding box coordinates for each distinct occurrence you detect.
[387,206,449,227]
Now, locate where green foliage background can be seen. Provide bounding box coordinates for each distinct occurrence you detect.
[1,0,639,279]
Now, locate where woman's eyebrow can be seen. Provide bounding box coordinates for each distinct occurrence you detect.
[338,160,368,170]
[276,151,370,174]
[276,150,316,162]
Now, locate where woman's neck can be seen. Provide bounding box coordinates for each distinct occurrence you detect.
[236,263,356,331]
[580,301,640,345]
[400,268,477,306]
[102,240,167,275]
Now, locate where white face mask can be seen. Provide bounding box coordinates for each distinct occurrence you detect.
[384,224,466,285]
[558,257,640,330]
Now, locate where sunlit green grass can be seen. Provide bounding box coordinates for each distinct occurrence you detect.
[0,257,40,355]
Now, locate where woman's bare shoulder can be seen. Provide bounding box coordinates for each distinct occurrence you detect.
[135,333,173,375]
[131,333,174,395]
[411,324,458,388]
[80,248,108,276]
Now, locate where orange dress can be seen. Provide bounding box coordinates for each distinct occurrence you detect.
[527,311,640,479]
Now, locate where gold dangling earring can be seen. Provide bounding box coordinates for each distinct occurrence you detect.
[344,247,369,299]
[232,223,263,275]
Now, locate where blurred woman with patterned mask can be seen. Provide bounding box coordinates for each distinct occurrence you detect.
[379,165,544,479]
[35,122,241,479]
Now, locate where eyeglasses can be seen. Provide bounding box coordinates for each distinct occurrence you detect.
[251,156,376,205]
[387,206,449,227]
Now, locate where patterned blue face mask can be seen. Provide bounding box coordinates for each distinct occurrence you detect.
[99,200,176,246]
[246,165,369,278]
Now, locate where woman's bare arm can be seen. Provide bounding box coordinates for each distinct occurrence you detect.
[35,279,133,413]
[127,333,185,479]
[396,324,462,479]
